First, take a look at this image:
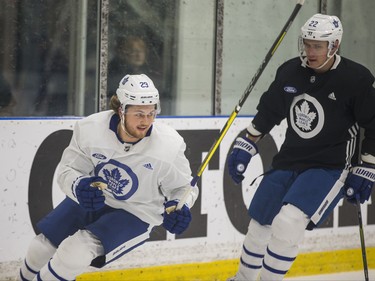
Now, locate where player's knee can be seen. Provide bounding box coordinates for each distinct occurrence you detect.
[271,204,309,246]
[19,234,56,281]
[54,230,101,270]
[27,233,57,268]
[247,219,271,243]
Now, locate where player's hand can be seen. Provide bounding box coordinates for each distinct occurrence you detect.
[163,200,192,234]
[344,164,375,204]
[74,176,107,211]
[228,137,258,184]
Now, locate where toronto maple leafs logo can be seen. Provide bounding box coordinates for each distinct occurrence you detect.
[102,168,130,195]
[290,93,324,139]
[95,159,139,200]
[121,76,129,85]
[294,101,316,131]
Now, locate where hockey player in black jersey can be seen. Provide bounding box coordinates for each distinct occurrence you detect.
[227,14,375,281]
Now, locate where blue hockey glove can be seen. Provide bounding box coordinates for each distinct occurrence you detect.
[163,200,192,235]
[344,164,375,204]
[74,176,107,211]
[228,137,258,184]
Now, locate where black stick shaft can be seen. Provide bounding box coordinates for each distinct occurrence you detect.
[356,197,369,281]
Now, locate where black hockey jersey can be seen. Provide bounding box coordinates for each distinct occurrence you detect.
[252,55,375,171]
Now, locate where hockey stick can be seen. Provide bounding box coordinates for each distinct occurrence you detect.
[355,195,369,281]
[175,0,305,211]
[347,187,369,281]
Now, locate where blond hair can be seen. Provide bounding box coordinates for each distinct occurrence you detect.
[109,95,121,115]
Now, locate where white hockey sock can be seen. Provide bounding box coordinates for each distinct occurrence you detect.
[34,260,66,281]
[35,259,76,281]
[259,204,309,281]
[260,239,298,280]
[19,259,38,281]
[18,234,56,281]
[236,220,271,280]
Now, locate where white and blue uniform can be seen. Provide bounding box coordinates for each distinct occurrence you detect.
[58,110,197,226]
[36,110,198,269]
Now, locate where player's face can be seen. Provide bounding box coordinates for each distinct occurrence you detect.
[124,105,157,140]
[303,39,330,69]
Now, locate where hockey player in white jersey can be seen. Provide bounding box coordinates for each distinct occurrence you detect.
[18,74,199,281]
[227,14,375,280]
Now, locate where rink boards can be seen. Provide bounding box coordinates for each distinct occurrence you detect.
[0,116,374,279]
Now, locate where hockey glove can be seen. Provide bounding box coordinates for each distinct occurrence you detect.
[74,176,107,211]
[163,200,192,235]
[344,164,375,204]
[228,137,258,184]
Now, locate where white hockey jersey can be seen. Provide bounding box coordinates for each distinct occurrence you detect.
[57,110,199,225]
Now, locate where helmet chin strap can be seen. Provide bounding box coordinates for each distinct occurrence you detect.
[302,55,334,70]
[119,109,138,140]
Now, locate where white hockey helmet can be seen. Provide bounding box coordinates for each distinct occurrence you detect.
[116,74,160,113]
[299,14,343,60]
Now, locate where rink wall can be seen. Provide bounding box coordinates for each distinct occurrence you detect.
[0,116,374,279]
